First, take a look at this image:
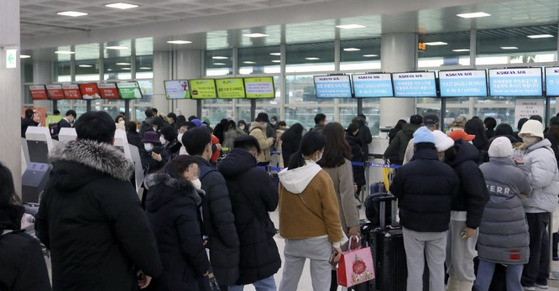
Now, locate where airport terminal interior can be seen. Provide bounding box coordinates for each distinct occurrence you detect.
[6,0,559,289]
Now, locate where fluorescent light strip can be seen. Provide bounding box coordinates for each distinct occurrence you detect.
[78,64,92,68]
[54,50,75,54]
[270,52,281,56]
[213,63,226,66]
[527,34,554,39]
[104,3,139,9]
[457,12,491,18]
[452,49,470,52]
[106,46,128,50]
[336,24,366,29]
[243,61,256,64]
[20,55,31,59]
[115,62,131,66]
[272,60,281,63]
[501,46,518,50]
[212,56,228,60]
[363,54,378,57]
[57,11,88,17]
[122,68,131,70]
[425,42,448,46]
[243,33,268,38]
[167,40,192,44]
[139,67,151,70]
[343,48,361,52]
[306,57,320,60]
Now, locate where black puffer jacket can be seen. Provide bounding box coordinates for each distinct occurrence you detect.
[445,139,490,229]
[390,146,459,232]
[194,157,240,286]
[0,204,51,291]
[35,140,162,291]
[346,133,366,188]
[217,149,281,285]
[144,173,209,291]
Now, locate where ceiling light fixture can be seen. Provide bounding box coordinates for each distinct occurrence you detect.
[104,3,139,9]
[500,46,518,50]
[139,67,151,70]
[54,50,75,54]
[106,46,128,50]
[243,61,256,64]
[425,42,448,46]
[167,40,192,44]
[457,12,491,18]
[527,34,554,39]
[243,33,268,38]
[122,68,131,70]
[363,54,378,57]
[115,62,131,66]
[343,48,361,52]
[270,52,281,56]
[335,24,366,29]
[57,11,88,17]
[78,64,93,68]
[213,63,226,66]
[452,49,470,52]
[20,55,31,59]
[212,56,228,60]
[306,57,320,60]
[272,60,281,63]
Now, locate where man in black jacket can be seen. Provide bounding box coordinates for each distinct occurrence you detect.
[54,110,76,133]
[21,108,39,137]
[390,126,459,291]
[183,127,240,290]
[35,111,162,291]
[217,135,281,290]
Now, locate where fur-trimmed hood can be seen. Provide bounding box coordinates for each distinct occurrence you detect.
[144,173,202,212]
[49,139,133,182]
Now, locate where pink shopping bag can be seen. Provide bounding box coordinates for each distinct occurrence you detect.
[336,236,375,287]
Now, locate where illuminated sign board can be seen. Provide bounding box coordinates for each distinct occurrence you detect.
[244,77,275,98]
[116,82,143,99]
[189,79,217,99]
[545,67,559,96]
[313,75,352,98]
[46,84,65,100]
[98,83,120,99]
[78,83,101,99]
[216,78,246,99]
[164,80,190,100]
[489,68,542,96]
[392,72,437,97]
[62,84,81,100]
[352,74,394,98]
[439,70,487,97]
[29,85,48,100]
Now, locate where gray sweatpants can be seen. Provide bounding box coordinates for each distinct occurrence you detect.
[278,236,332,291]
[402,227,448,291]
[446,219,478,281]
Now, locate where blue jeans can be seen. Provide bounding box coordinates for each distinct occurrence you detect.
[473,260,523,291]
[229,275,277,291]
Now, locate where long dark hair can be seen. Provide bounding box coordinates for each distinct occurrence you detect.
[281,123,304,142]
[464,118,488,151]
[319,122,352,168]
[287,131,325,170]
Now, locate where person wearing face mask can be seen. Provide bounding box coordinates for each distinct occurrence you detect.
[516,120,559,291]
[54,110,77,136]
[140,131,169,175]
[238,120,249,135]
[250,113,275,166]
[115,115,125,130]
[144,155,210,291]
[217,135,281,290]
[277,131,344,291]
[160,125,181,159]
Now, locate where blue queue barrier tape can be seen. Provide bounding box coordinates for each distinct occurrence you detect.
[350,161,401,169]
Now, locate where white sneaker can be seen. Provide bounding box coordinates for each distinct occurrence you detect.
[535,283,548,290]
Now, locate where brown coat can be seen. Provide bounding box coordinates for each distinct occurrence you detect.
[250,121,273,163]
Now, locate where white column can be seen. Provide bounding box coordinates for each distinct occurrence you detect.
[380,33,417,128]
[174,49,202,118]
[32,59,52,112]
[0,0,21,194]
[152,51,171,116]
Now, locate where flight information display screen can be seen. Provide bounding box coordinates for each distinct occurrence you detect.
[489,68,542,96]
[392,72,437,97]
[439,70,487,97]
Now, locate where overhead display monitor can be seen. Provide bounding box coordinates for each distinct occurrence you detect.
[46,84,65,100]
[189,79,217,99]
[489,68,542,97]
[545,67,559,96]
[216,78,246,99]
[29,85,48,100]
[116,81,143,99]
[97,83,120,99]
[352,73,394,98]
[164,80,190,100]
[439,70,488,97]
[78,83,101,99]
[313,75,352,98]
[62,84,82,100]
[392,72,437,97]
[244,77,276,99]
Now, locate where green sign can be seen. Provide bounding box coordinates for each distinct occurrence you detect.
[189,79,217,99]
[216,78,246,99]
[244,77,275,98]
[117,82,143,99]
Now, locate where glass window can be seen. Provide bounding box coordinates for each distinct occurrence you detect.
[21,52,33,84]
[476,25,557,66]
[205,49,233,76]
[340,38,381,71]
[137,79,153,103]
[75,43,100,82]
[286,42,335,73]
[201,101,234,126]
[285,74,334,105]
[238,46,281,75]
[104,40,132,80]
[418,31,471,68]
[135,38,153,56]
[22,85,33,104]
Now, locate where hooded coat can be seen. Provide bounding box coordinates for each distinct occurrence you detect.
[0,204,51,291]
[249,122,273,163]
[383,123,420,164]
[217,149,281,284]
[278,161,343,244]
[445,139,490,228]
[518,138,559,213]
[478,157,531,264]
[35,139,162,291]
[144,173,209,291]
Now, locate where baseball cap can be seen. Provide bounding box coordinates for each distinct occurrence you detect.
[449,129,475,141]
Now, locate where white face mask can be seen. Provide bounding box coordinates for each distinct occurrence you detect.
[271,121,277,126]
[191,178,202,190]
[177,133,183,144]
[239,125,245,130]
[522,136,540,146]
[118,120,125,125]
[159,136,166,145]
[144,143,153,152]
